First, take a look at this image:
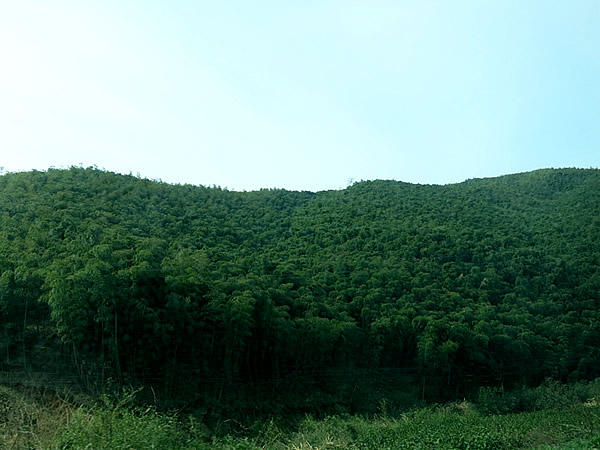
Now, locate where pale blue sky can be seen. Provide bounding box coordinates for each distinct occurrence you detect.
[1,1,599,191]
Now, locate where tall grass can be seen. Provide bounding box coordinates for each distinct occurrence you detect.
[2,379,600,449]
[51,387,208,449]
[0,384,74,449]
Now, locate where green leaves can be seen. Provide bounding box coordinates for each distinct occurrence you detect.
[2,167,600,408]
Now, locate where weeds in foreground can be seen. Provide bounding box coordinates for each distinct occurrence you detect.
[2,380,600,449]
[0,385,75,449]
[52,387,208,449]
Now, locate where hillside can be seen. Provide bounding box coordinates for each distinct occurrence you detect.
[0,167,599,413]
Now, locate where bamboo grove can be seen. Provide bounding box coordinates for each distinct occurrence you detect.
[0,167,599,409]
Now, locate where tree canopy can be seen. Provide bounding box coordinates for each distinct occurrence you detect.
[1,167,599,408]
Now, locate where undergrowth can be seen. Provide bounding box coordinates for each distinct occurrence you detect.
[0,384,76,449]
[1,379,599,449]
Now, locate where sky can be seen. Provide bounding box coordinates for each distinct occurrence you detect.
[1,1,599,192]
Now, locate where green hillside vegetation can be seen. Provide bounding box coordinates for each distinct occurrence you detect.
[1,167,599,423]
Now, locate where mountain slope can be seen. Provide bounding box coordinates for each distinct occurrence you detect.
[0,167,598,407]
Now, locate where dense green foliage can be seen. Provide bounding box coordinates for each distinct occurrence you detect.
[3,381,600,449]
[55,402,600,450]
[1,167,599,414]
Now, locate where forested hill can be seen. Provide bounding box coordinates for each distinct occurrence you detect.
[1,167,599,406]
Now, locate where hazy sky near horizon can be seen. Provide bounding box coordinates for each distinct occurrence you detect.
[1,1,599,191]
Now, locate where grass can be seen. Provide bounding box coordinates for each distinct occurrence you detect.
[0,384,75,449]
[1,383,599,449]
[252,404,600,450]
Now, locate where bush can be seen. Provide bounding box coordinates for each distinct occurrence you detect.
[476,379,600,415]
[53,388,208,449]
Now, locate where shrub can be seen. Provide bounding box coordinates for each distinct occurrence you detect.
[53,388,208,449]
[476,379,600,415]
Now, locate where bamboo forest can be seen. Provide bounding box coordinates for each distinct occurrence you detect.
[1,167,599,449]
